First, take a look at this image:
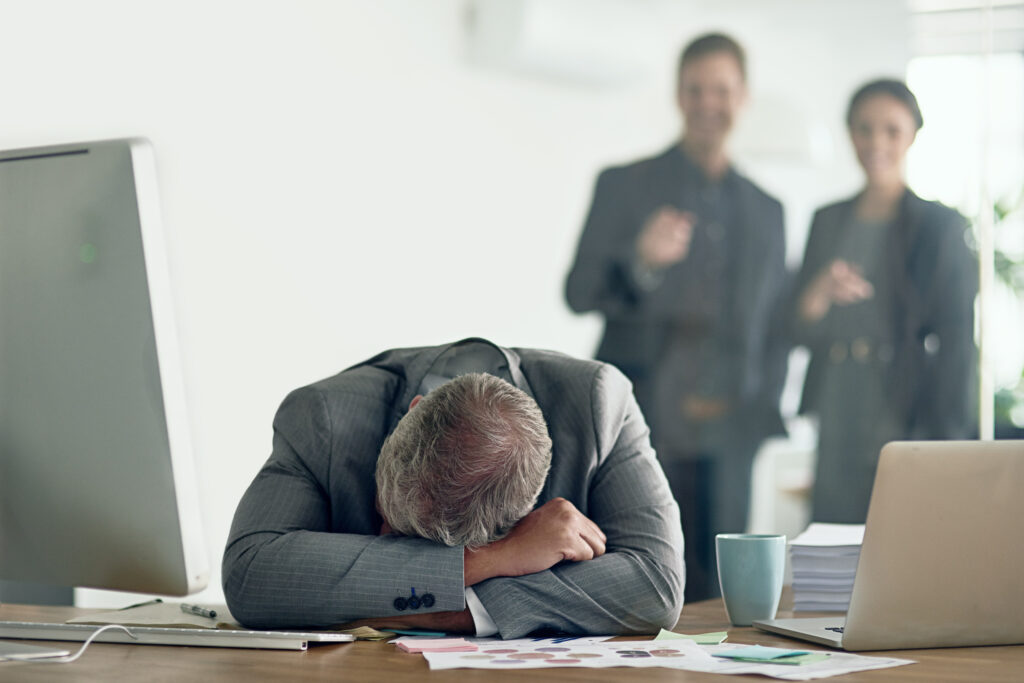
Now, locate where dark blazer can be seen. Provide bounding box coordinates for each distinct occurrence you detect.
[223,339,684,638]
[565,145,789,443]
[793,190,977,438]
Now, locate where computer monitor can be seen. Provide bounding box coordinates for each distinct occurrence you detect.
[0,138,209,597]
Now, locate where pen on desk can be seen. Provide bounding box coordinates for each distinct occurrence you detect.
[180,603,217,619]
[120,598,163,611]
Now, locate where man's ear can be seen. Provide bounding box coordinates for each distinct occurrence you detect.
[409,394,423,410]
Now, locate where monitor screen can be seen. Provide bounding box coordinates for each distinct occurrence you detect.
[0,138,208,596]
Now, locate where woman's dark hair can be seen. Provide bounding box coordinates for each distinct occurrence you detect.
[847,79,923,130]
[678,33,746,82]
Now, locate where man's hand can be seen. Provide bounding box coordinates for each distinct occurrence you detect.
[636,206,696,269]
[464,498,606,586]
[799,259,874,322]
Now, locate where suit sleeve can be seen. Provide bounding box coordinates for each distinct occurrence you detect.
[222,387,465,629]
[922,213,977,438]
[470,365,686,638]
[751,200,791,438]
[789,208,833,349]
[565,169,649,318]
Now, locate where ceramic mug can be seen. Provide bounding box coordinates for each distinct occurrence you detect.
[716,533,786,626]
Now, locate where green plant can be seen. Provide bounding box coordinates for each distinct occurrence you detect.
[987,187,1024,435]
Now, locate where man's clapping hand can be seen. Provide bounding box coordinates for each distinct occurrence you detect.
[636,206,696,269]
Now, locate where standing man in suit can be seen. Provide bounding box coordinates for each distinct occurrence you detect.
[224,338,684,638]
[565,33,788,602]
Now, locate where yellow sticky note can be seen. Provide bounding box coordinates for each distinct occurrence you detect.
[655,628,728,644]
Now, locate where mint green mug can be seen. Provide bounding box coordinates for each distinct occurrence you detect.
[715,533,786,626]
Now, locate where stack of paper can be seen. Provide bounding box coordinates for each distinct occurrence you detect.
[789,523,864,612]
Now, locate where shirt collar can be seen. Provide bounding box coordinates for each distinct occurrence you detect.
[398,337,535,413]
[669,142,738,188]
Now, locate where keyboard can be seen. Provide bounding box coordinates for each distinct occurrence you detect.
[0,620,354,651]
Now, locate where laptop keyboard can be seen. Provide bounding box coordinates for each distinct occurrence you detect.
[825,627,845,634]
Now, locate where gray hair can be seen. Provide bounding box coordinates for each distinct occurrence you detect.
[375,373,552,548]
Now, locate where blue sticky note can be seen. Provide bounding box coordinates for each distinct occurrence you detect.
[713,645,811,661]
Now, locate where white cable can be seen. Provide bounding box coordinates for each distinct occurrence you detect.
[1,624,138,664]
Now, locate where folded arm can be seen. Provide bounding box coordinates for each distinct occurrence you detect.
[470,365,686,638]
[222,388,468,630]
[338,497,609,633]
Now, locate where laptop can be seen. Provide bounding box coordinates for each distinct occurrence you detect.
[754,440,1024,651]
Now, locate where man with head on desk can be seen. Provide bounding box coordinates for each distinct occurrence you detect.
[223,338,684,639]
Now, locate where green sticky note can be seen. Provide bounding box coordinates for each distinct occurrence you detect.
[770,652,830,665]
[727,653,830,666]
[714,645,811,661]
[655,628,728,644]
[385,629,447,637]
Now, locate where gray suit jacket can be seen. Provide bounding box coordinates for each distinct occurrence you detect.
[792,190,977,438]
[223,338,685,638]
[565,145,789,448]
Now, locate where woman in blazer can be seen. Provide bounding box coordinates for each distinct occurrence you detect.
[792,79,976,523]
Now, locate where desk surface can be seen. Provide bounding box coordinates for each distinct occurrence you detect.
[1,600,1022,682]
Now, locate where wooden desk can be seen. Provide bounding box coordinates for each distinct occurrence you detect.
[1,601,1022,682]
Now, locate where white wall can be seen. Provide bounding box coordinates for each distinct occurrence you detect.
[0,0,907,607]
